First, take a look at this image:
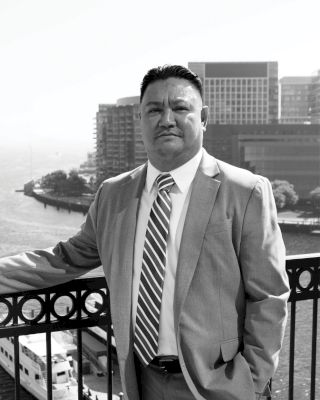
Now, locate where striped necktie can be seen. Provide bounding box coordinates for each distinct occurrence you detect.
[134,173,175,366]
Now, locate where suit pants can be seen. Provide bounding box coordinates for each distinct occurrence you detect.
[137,362,196,400]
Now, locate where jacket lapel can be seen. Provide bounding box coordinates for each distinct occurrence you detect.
[174,152,221,328]
[109,165,146,361]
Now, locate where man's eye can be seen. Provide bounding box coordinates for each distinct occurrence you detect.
[148,108,161,114]
[174,106,188,111]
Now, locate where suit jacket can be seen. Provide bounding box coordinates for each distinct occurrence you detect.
[0,150,290,400]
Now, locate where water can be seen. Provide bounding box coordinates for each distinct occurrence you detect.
[0,148,319,399]
[0,147,86,257]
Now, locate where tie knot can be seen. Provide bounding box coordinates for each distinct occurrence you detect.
[156,173,175,192]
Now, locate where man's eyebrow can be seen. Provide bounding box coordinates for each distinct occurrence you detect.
[144,99,190,107]
[144,101,163,107]
[171,99,188,104]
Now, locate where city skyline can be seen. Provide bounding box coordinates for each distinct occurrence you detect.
[0,0,319,158]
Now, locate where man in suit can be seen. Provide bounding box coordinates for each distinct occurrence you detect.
[0,65,290,399]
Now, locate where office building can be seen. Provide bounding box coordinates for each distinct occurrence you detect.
[310,70,320,124]
[95,97,147,182]
[280,70,320,124]
[204,124,320,199]
[280,76,313,124]
[188,61,278,124]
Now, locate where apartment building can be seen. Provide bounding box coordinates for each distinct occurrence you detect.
[95,97,147,182]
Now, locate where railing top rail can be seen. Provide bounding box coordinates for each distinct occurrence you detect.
[0,276,110,337]
[286,252,320,261]
[1,253,319,334]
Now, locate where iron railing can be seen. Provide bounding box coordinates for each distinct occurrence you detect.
[285,253,320,400]
[0,275,116,400]
[0,253,319,400]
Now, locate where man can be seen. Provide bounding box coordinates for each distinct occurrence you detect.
[0,65,290,399]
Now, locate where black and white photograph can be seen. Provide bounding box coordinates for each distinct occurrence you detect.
[0,1,319,399]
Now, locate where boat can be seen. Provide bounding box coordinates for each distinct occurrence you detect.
[0,332,78,400]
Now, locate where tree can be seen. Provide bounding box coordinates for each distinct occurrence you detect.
[41,169,87,196]
[271,180,299,210]
[66,169,87,196]
[310,186,320,217]
[41,170,67,191]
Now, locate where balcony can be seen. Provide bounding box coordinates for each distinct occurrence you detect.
[0,253,319,400]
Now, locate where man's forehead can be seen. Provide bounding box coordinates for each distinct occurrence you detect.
[142,78,201,103]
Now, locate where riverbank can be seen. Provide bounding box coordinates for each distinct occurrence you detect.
[31,190,93,214]
[278,209,320,233]
[30,192,320,233]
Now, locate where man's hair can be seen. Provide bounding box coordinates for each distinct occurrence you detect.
[140,65,203,102]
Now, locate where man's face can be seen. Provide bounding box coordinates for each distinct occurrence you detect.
[140,77,208,171]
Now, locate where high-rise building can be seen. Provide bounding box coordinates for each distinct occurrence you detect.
[280,76,313,124]
[310,70,320,124]
[95,97,147,182]
[280,70,320,124]
[188,61,278,124]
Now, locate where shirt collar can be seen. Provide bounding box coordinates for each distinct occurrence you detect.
[146,148,203,194]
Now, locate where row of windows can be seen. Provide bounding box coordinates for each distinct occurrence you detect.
[282,95,309,101]
[206,92,268,100]
[205,94,268,102]
[206,86,268,94]
[205,78,268,86]
[208,104,268,112]
[210,109,268,115]
[208,117,269,124]
[0,345,29,376]
[206,98,268,106]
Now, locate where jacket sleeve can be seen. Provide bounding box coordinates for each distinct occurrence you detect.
[0,185,103,295]
[239,177,290,394]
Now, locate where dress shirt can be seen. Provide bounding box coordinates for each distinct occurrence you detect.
[132,148,203,356]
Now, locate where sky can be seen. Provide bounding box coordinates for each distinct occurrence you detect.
[0,0,319,161]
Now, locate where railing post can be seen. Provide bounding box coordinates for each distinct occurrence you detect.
[46,331,53,400]
[310,290,318,400]
[77,328,83,400]
[288,297,296,400]
[13,335,20,400]
[107,291,113,398]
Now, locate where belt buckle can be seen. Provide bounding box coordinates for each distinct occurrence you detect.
[158,357,175,374]
[158,359,168,374]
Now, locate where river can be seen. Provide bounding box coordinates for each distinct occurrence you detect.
[0,147,319,399]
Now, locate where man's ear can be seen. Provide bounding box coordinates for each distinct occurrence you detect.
[201,106,209,131]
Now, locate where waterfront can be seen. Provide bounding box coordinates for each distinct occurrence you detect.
[0,148,86,257]
[0,149,319,399]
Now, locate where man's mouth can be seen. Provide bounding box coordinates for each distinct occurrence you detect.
[157,130,180,138]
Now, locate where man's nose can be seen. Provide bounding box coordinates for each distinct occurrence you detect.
[159,108,176,127]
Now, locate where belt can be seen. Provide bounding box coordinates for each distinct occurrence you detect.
[149,356,181,374]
